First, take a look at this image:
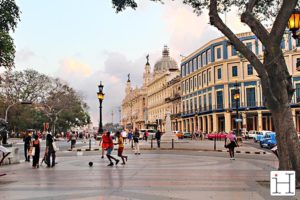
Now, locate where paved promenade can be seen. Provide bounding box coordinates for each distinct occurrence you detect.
[1,150,299,200]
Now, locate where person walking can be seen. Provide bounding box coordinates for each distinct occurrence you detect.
[100,132,109,159]
[115,131,128,165]
[23,132,32,162]
[225,131,238,160]
[144,130,149,142]
[121,130,127,144]
[68,131,77,149]
[45,133,56,167]
[31,134,40,168]
[127,130,133,146]
[133,128,140,155]
[106,132,119,166]
[155,129,161,148]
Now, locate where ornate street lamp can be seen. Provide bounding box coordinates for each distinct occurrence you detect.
[233,82,240,137]
[288,9,300,39]
[97,81,105,135]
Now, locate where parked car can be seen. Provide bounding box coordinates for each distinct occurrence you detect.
[139,129,157,139]
[183,132,192,138]
[248,130,258,139]
[254,131,273,142]
[173,131,183,139]
[260,132,276,148]
[206,132,227,140]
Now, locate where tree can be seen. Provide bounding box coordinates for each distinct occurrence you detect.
[0,0,20,69]
[112,0,300,186]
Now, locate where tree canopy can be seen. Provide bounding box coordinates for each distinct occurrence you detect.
[0,0,20,69]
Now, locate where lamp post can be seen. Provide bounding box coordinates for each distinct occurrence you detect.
[288,9,300,39]
[233,82,240,137]
[97,81,105,135]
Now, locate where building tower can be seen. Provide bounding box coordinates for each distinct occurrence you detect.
[143,54,151,87]
[125,73,132,95]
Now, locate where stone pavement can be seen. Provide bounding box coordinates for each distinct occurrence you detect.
[0,150,299,200]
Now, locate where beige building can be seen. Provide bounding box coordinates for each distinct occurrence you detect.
[121,46,180,131]
[181,31,300,134]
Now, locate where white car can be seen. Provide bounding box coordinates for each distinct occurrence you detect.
[248,130,258,139]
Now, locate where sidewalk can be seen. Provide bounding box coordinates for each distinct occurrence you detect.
[71,139,268,155]
[0,152,298,200]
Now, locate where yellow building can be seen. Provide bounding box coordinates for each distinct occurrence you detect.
[181,31,300,133]
[121,46,180,131]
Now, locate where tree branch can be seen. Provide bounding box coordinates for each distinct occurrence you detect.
[241,0,270,49]
[270,0,298,46]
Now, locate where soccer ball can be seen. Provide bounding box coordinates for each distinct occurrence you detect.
[88,162,93,167]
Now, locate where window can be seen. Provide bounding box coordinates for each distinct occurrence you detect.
[186,80,189,93]
[296,39,300,47]
[208,93,212,110]
[198,74,202,86]
[247,64,253,75]
[232,66,238,77]
[203,94,207,111]
[194,76,197,89]
[216,91,223,109]
[182,82,185,94]
[208,71,211,82]
[246,42,252,51]
[182,101,185,113]
[296,83,300,102]
[194,97,198,111]
[186,63,189,74]
[189,61,193,73]
[190,99,193,112]
[231,89,240,108]
[199,96,202,111]
[202,53,206,66]
[181,65,184,77]
[193,58,197,70]
[217,48,222,59]
[190,78,193,91]
[186,100,189,113]
[207,49,211,63]
[203,73,206,84]
[198,56,202,68]
[217,68,222,79]
[232,46,237,56]
[246,88,256,107]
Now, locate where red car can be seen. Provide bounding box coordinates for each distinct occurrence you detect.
[206,132,227,140]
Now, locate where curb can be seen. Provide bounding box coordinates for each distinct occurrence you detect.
[66,147,268,155]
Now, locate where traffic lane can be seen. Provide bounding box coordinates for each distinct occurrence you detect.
[242,139,274,154]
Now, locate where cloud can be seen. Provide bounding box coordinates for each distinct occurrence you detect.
[15,49,36,63]
[56,58,92,79]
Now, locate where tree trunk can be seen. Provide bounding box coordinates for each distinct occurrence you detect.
[263,53,300,188]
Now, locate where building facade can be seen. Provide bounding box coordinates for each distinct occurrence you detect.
[121,46,180,131]
[180,31,300,133]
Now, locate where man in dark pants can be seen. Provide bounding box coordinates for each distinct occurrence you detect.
[23,132,31,162]
[155,129,161,148]
[46,133,56,167]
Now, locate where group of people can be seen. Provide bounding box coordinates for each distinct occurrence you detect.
[100,131,128,166]
[23,131,56,168]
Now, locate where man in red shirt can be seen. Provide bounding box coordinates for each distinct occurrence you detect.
[106,132,119,166]
[100,132,109,159]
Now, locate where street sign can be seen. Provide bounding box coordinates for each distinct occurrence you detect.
[235,118,242,122]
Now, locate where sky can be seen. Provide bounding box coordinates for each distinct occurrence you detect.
[12,0,249,126]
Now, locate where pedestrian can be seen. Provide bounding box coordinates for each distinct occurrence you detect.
[23,132,32,162]
[31,134,40,168]
[115,131,128,165]
[145,130,149,142]
[68,131,77,149]
[133,128,140,155]
[225,131,238,160]
[106,132,119,166]
[100,131,109,159]
[45,133,56,167]
[155,129,161,148]
[127,129,133,146]
[121,129,127,144]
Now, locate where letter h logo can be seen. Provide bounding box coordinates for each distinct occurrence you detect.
[270,171,295,196]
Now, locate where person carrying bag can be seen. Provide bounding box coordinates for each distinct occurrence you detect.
[225,131,238,160]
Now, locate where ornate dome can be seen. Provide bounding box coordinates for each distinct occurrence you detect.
[154,46,178,73]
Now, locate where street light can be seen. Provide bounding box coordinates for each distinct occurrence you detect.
[97,81,105,135]
[233,82,240,137]
[288,9,300,39]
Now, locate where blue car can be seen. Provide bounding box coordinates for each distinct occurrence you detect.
[260,132,276,149]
